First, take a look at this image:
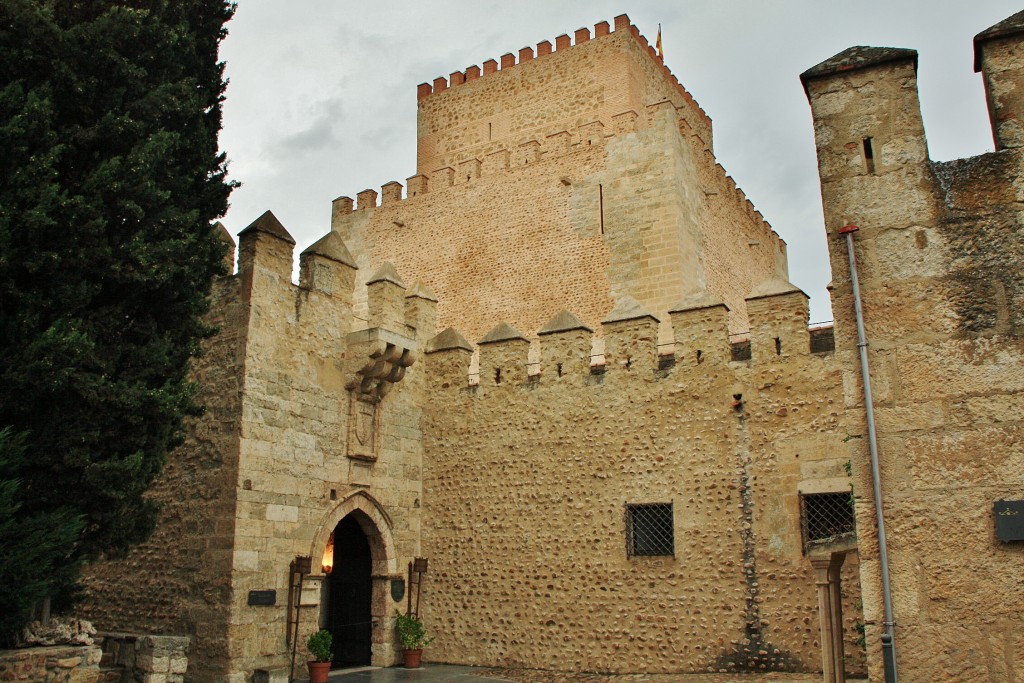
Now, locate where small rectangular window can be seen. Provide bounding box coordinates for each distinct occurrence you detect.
[800,492,856,553]
[863,137,876,174]
[626,503,674,557]
[730,340,751,361]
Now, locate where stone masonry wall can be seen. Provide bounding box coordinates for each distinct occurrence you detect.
[419,295,865,675]
[223,225,432,682]
[101,633,190,683]
[79,219,436,683]
[77,272,244,683]
[804,25,1024,682]
[0,646,101,683]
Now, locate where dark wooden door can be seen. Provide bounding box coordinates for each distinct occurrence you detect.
[328,515,372,667]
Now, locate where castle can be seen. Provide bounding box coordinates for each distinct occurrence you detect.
[77,11,1024,683]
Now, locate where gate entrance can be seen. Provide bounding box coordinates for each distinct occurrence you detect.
[326,515,372,668]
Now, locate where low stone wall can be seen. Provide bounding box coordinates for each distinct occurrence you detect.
[0,645,102,683]
[100,634,189,683]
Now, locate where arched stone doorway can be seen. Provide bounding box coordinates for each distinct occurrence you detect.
[311,493,399,668]
[325,515,372,666]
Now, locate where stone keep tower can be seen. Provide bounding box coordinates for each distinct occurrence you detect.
[802,10,1024,683]
[332,14,790,349]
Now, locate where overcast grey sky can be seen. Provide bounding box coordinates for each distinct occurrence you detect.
[218,1,1021,325]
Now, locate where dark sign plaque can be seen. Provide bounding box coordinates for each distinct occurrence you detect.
[994,500,1024,542]
[391,579,406,603]
[247,590,277,606]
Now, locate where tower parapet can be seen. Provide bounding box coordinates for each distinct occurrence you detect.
[414,14,712,177]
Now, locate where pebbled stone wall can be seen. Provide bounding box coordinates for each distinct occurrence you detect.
[420,296,865,675]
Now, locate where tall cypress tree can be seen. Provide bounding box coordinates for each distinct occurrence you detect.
[0,0,235,641]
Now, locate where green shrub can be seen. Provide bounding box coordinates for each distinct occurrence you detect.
[307,629,332,662]
[394,611,434,651]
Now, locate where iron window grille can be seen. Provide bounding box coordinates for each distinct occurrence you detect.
[626,503,674,557]
[800,492,856,553]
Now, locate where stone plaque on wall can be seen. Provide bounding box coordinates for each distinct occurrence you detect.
[247,590,276,606]
[994,500,1024,542]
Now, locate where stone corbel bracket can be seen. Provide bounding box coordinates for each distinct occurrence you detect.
[345,329,417,402]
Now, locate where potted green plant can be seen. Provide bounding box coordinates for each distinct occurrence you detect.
[394,611,434,668]
[307,629,333,683]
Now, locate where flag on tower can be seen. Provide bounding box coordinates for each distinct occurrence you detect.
[656,23,663,58]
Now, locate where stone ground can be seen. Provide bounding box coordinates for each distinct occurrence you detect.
[328,664,867,682]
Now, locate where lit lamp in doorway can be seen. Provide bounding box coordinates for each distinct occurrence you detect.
[321,532,334,574]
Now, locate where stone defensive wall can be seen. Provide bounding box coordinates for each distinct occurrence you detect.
[802,13,1024,682]
[333,103,775,239]
[77,227,243,683]
[418,289,865,674]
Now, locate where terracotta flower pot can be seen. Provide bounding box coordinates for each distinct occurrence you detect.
[402,649,423,668]
[308,660,331,683]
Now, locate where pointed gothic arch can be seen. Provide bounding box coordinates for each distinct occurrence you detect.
[310,491,400,666]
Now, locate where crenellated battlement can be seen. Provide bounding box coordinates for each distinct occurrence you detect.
[425,282,830,390]
[414,14,710,129]
[231,210,437,346]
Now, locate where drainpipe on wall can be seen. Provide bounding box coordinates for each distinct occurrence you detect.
[838,224,898,683]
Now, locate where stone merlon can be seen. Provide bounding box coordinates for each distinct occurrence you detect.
[366,262,406,288]
[300,231,357,268]
[800,46,918,93]
[602,295,659,324]
[426,327,473,353]
[405,280,438,302]
[537,310,593,336]
[974,9,1024,71]
[478,322,529,345]
[746,277,806,301]
[669,291,729,314]
[237,209,296,244]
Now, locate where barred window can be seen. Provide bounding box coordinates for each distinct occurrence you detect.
[626,503,674,557]
[801,492,856,553]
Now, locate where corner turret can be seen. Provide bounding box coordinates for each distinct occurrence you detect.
[801,47,939,234]
[214,221,235,275]
[366,263,406,330]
